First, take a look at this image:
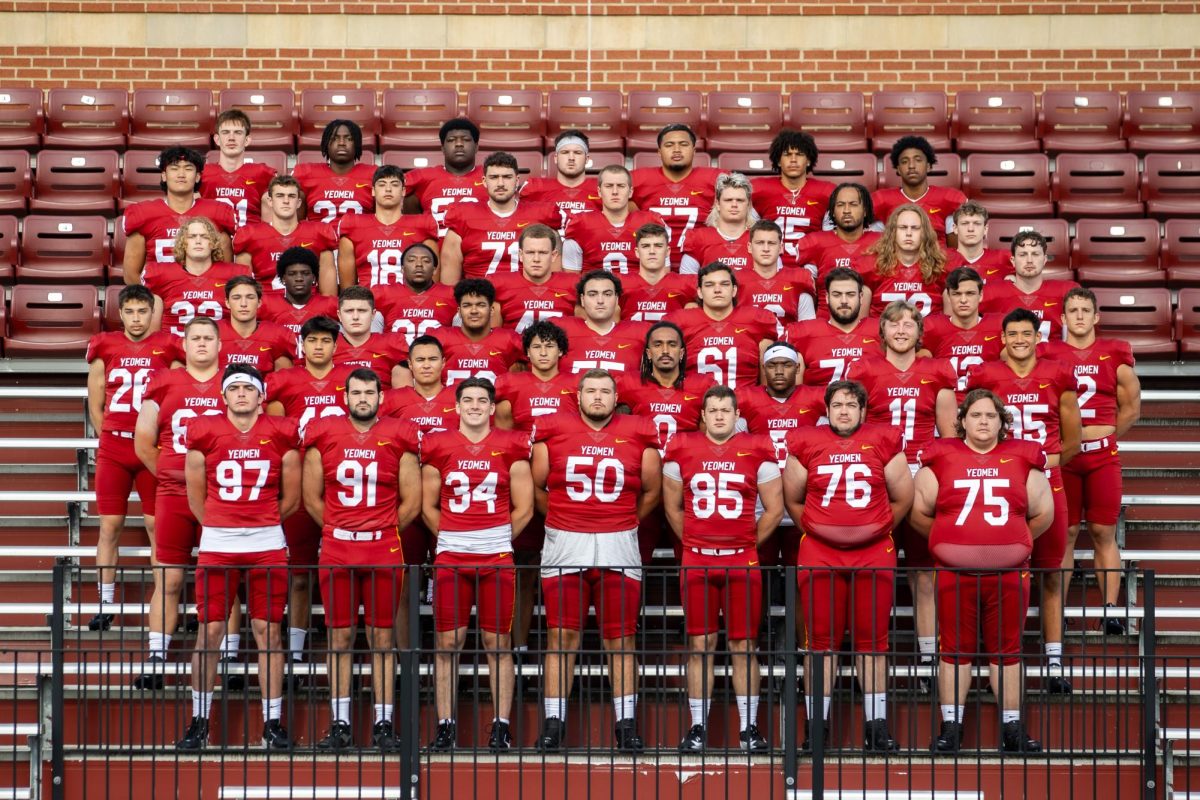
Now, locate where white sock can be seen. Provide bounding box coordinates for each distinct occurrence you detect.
[864,692,887,722]
[748,696,760,728]
[192,690,213,719]
[1002,709,1020,724]
[375,704,392,724]
[1045,642,1063,667]
[332,697,351,725]
[263,696,282,722]
[147,632,170,660]
[736,696,750,730]
[918,637,936,662]
[689,699,707,727]
[289,627,307,662]
[544,697,566,721]
[941,704,963,723]
[439,718,454,725]
[220,634,240,659]
[613,694,637,722]
[99,582,115,604]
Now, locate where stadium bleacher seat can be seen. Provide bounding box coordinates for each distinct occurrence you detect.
[626,91,706,153]
[1175,287,1200,355]
[1141,153,1200,220]
[1038,90,1125,154]
[109,222,125,284]
[704,91,783,154]
[4,283,100,356]
[294,149,377,167]
[868,91,951,154]
[119,149,166,209]
[0,215,17,283]
[379,89,460,152]
[42,88,129,150]
[18,215,109,283]
[29,150,119,214]
[811,152,878,191]
[218,89,298,151]
[102,283,124,331]
[950,90,1040,154]
[877,152,961,190]
[1091,287,1176,358]
[545,90,625,152]
[298,89,381,151]
[985,217,1071,277]
[715,153,775,176]
[631,151,712,170]
[0,88,45,149]
[204,148,288,178]
[787,91,868,153]
[1052,153,1143,220]
[465,89,545,152]
[0,150,30,213]
[127,89,215,150]
[478,149,544,177]
[1071,218,1164,287]
[1163,219,1200,288]
[962,153,1053,217]
[379,150,442,171]
[1122,90,1200,154]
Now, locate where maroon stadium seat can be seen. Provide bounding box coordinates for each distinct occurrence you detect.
[379,150,443,171]
[1052,153,1142,220]
[42,88,129,150]
[0,215,17,283]
[787,91,868,153]
[1175,288,1200,355]
[1090,287,1176,359]
[218,89,298,151]
[478,150,545,178]
[950,91,1040,154]
[545,90,625,152]
[465,89,545,152]
[0,88,45,149]
[4,283,100,357]
[868,91,951,155]
[1163,219,1200,288]
[631,151,712,170]
[379,89,459,151]
[103,283,124,331]
[878,152,962,190]
[109,222,126,283]
[119,149,165,209]
[1123,90,1200,154]
[298,89,381,151]
[0,150,30,214]
[962,153,1053,217]
[811,153,879,192]
[1038,91,1125,154]
[985,218,1071,278]
[18,215,109,283]
[716,153,776,176]
[1141,153,1200,220]
[704,91,783,154]
[1071,218,1163,287]
[204,149,288,178]
[626,91,705,153]
[294,149,376,167]
[30,150,119,214]
[128,89,215,150]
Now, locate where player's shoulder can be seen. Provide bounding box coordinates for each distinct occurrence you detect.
[1104,336,1136,366]
[662,429,701,458]
[495,426,534,458]
[261,413,300,442]
[86,330,118,360]
[289,162,319,181]
[916,438,955,469]
[862,422,904,454]
[739,430,779,461]
[999,436,1046,470]
[917,355,957,384]
[185,412,225,442]
[784,424,823,454]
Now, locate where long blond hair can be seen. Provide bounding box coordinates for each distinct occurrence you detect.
[868,203,946,280]
[173,216,225,264]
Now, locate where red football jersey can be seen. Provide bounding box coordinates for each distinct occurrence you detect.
[863,259,947,318]
[382,385,460,433]
[304,415,419,532]
[258,292,339,355]
[374,282,457,346]
[1038,338,1134,427]
[738,267,816,325]
[871,185,968,237]
[144,261,251,337]
[421,428,532,533]
[556,318,649,377]
[921,314,1005,389]
[444,201,563,278]
[86,331,177,434]
[663,431,780,549]
[847,354,956,462]
[945,248,1014,282]
[630,166,723,255]
[335,212,439,288]
[199,161,277,227]
[291,162,376,223]
[669,306,781,389]
[736,384,825,460]
[783,316,881,385]
[435,327,524,386]
[619,271,695,322]
[332,333,406,386]
[810,231,883,314]
[564,209,667,274]
[143,369,224,492]
[681,228,751,272]
[966,359,1076,454]
[491,272,578,333]
[184,414,299,528]
[919,437,1045,569]
[750,176,836,260]
[535,413,660,533]
[122,198,238,271]
[216,319,294,374]
[495,371,579,430]
[793,229,841,269]
[520,177,602,219]
[616,373,714,444]
[402,165,487,234]
[786,423,903,547]
[979,279,1080,342]
[266,364,352,435]
[232,220,337,284]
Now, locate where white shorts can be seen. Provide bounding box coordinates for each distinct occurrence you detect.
[199,524,286,554]
[540,526,642,581]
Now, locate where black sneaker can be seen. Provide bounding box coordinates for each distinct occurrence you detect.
[1000,720,1042,753]
[536,717,565,752]
[317,720,353,751]
[1046,664,1073,695]
[175,716,208,750]
[801,720,830,753]
[1103,604,1127,636]
[373,720,401,752]
[87,612,114,631]
[429,720,456,751]
[614,718,644,753]
[219,656,244,692]
[740,724,768,752]
[261,719,292,750]
[286,661,309,693]
[863,718,899,752]
[487,720,512,752]
[932,720,963,753]
[679,724,706,753]
[132,655,165,690]
[183,615,199,633]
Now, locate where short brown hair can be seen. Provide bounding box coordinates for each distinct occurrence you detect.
[215,109,251,133]
[955,388,1013,441]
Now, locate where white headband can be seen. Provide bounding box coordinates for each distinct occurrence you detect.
[222,372,264,394]
[556,135,589,155]
[762,344,799,365]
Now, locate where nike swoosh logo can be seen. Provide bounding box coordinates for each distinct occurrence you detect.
[1039,383,1050,389]
[259,439,271,444]
[473,181,485,187]
[377,441,391,446]
[735,327,748,334]
[862,338,876,344]
[355,183,370,188]
[984,336,998,342]
[561,389,573,395]
[615,438,629,444]
[1044,302,1058,308]
[517,222,530,228]
[617,343,633,349]
[1099,355,1111,361]
[372,352,387,358]
[1110,449,1119,456]
[335,385,345,391]
[402,231,414,236]
[684,395,698,401]
[554,292,569,298]
[806,200,819,206]
[886,546,895,553]
[861,444,873,450]
[929,207,941,214]
[442,407,456,412]
[152,349,166,355]
[300,241,314,247]
[689,191,704,196]
[256,346,271,352]
[244,180,256,185]
[1000,458,1013,464]
[489,350,503,356]
[491,450,504,456]
[986,269,1001,276]
[1053,486,1063,493]
[920,379,933,384]
[667,293,681,298]
[435,302,448,307]
[214,282,226,288]
[737,451,752,457]
[783,285,793,291]
[798,409,811,414]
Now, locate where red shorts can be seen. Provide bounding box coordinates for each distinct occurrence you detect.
[937,569,1030,666]
[318,531,404,628]
[196,548,289,624]
[153,491,199,566]
[542,568,641,640]
[797,533,896,653]
[512,511,547,554]
[1032,467,1068,570]
[399,520,433,566]
[284,510,321,568]
[95,432,157,517]
[433,551,516,634]
[681,549,763,640]
[1063,439,1122,527]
